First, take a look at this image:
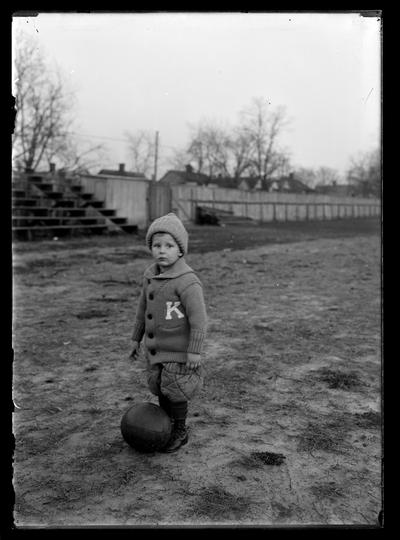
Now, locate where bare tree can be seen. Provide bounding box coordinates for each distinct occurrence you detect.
[239,97,290,179]
[124,130,155,177]
[167,148,192,171]
[186,125,206,174]
[185,121,231,177]
[292,167,318,188]
[346,149,381,198]
[12,31,104,173]
[229,126,255,178]
[184,113,289,179]
[56,138,109,175]
[202,124,232,177]
[314,166,341,187]
[173,97,291,179]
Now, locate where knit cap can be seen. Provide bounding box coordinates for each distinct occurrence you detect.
[146,213,189,255]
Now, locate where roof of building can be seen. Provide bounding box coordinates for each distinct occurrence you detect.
[98,168,147,178]
[208,176,241,189]
[263,176,314,193]
[160,169,210,185]
[160,168,314,193]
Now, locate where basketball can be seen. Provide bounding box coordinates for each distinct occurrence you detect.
[121,402,172,452]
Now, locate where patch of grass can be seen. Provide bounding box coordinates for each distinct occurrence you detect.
[352,410,381,428]
[13,258,66,274]
[76,309,110,319]
[95,296,129,303]
[271,501,294,519]
[84,365,98,372]
[310,481,345,500]
[87,407,102,416]
[315,368,363,390]
[297,419,350,453]
[193,485,252,520]
[254,451,286,465]
[233,451,286,469]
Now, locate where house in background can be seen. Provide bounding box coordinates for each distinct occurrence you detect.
[158,166,313,194]
[209,173,313,193]
[209,176,263,190]
[98,163,149,180]
[238,177,262,191]
[158,164,210,186]
[314,181,356,197]
[208,176,241,189]
[159,168,259,190]
[262,173,314,194]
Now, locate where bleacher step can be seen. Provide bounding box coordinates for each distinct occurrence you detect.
[12,173,138,239]
[13,216,107,225]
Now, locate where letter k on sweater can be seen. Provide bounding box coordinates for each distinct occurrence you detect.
[131,257,208,364]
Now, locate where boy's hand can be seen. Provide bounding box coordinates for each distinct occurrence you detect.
[129,341,140,360]
[186,353,201,370]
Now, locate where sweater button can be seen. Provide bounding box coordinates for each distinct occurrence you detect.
[148,332,154,339]
[147,314,153,320]
[149,293,154,300]
[150,349,156,356]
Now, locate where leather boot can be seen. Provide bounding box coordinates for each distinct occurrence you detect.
[164,421,189,453]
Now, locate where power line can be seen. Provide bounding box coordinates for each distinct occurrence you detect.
[70,130,180,151]
[71,131,128,143]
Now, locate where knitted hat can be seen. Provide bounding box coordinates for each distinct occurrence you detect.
[146,213,188,255]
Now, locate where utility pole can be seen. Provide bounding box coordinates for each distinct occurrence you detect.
[153,130,159,181]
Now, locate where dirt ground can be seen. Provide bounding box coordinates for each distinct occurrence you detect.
[11,218,382,527]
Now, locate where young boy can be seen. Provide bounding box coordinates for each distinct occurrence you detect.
[130,213,207,452]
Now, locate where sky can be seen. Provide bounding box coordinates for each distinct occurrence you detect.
[12,11,381,180]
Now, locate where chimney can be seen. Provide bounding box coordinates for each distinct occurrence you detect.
[185,164,193,174]
[119,163,125,174]
[49,163,56,173]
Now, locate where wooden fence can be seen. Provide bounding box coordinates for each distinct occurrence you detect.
[79,174,150,228]
[170,184,381,223]
[77,175,380,228]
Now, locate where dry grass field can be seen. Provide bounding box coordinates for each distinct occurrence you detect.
[11,218,382,527]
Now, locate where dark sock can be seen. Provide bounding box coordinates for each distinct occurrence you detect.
[158,393,172,417]
[170,401,188,428]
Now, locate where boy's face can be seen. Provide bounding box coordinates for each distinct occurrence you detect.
[151,232,182,270]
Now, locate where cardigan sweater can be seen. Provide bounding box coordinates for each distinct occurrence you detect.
[131,257,207,364]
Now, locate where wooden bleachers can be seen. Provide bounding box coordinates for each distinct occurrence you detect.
[12,172,138,240]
